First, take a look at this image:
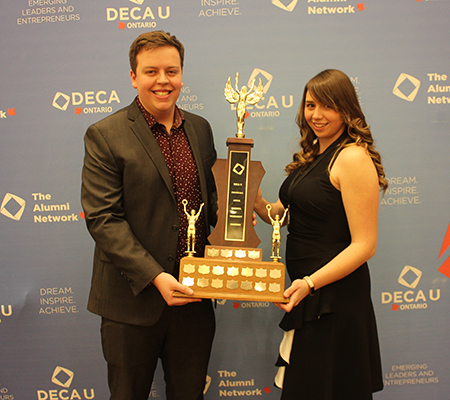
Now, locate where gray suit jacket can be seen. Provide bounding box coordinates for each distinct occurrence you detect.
[81,100,217,326]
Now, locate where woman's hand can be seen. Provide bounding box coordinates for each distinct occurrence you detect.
[274,278,310,312]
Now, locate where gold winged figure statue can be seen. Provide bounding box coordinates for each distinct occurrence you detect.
[224,72,264,138]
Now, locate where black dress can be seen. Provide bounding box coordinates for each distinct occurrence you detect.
[277,137,383,399]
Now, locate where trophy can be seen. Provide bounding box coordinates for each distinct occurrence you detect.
[174,73,288,303]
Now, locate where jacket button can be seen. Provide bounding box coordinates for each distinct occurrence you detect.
[168,256,174,262]
[172,225,179,231]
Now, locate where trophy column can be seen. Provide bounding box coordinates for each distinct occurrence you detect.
[208,137,264,248]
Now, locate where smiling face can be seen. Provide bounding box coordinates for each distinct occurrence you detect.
[304,90,345,151]
[130,45,183,124]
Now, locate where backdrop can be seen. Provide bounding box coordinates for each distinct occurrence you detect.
[1,0,449,399]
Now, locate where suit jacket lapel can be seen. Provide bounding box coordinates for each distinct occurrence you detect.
[127,102,176,202]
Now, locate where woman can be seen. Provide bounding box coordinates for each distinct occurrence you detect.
[255,69,387,399]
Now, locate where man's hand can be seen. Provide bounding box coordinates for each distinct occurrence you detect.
[152,272,202,306]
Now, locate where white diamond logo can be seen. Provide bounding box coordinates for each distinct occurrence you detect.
[52,92,71,111]
[398,265,422,289]
[393,73,421,102]
[51,366,74,388]
[1,193,26,221]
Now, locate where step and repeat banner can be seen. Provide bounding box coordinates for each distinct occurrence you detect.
[1,0,449,399]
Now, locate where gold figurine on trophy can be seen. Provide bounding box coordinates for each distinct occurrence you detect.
[182,199,204,256]
[266,204,289,261]
[224,72,264,138]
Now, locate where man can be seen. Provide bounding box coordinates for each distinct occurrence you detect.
[81,31,217,400]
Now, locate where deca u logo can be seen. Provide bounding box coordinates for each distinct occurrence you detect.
[37,366,95,399]
[52,90,120,111]
[393,73,421,101]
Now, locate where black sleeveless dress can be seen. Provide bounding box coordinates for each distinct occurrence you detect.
[277,138,383,399]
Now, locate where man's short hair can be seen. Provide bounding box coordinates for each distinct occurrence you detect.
[129,30,185,74]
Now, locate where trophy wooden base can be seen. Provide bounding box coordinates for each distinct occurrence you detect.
[174,246,288,303]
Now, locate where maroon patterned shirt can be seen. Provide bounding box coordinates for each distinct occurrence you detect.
[136,97,206,276]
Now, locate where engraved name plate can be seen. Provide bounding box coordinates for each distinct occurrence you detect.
[227,280,239,290]
[270,269,282,279]
[184,264,196,274]
[197,278,209,288]
[255,268,267,278]
[225,151,249,242]
[248,250,260,259]
[235,249,246,258]
[182,277,194,287]
[211,279,223,289]
[213,266,224,275]
[207,247,220,257]
[221,249,233,258]
[269,283,281,293]
[198,264,210,274]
